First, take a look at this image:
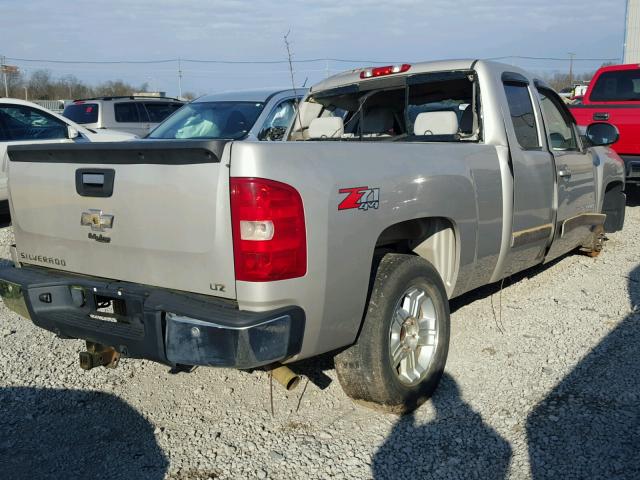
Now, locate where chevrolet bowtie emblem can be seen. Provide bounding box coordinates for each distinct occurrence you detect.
[81,209,114,232]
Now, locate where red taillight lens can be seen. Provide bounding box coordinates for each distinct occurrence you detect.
[230,177,307,282]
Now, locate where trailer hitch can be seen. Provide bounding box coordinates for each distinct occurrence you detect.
[79,341,120,370]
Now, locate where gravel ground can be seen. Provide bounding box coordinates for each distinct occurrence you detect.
[1,190,639,480]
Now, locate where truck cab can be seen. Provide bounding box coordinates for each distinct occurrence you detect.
[569,64,640,184]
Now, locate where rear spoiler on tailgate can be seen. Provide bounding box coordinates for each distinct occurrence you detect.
[7,140,229,165]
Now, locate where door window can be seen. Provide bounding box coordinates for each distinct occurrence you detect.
[537,88,578,151]
[0,105,68,141]
[114,102,141,123]
[258,99,298,140]
[503,83,540,150]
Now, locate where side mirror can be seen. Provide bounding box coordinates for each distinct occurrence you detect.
[258,126,286,141]
[585,122,619,147]
[67,126,80,140]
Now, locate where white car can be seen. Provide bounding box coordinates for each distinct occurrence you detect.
[62,96,184,137]
[0,98,136,215]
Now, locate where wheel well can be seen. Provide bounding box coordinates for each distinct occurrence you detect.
[374,217,457,296]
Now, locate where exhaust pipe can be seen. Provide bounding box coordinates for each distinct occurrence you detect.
[270,365,301,391]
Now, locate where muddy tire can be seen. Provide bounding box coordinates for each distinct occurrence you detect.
[335,254,450,414]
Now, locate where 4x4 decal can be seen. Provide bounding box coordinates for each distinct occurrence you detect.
[338,186,380,211]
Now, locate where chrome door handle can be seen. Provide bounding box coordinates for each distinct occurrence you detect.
[558,168,572,178]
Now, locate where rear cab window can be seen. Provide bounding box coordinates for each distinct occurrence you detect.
[294,69,481,142]
[590,69,640,102]
[62,103,99,124]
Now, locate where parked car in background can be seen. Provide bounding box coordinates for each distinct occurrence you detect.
[62,96,184,137]
[558,86,575,99]
[569,64,640,185]
[147,88,306,141]
[0,98,135,216]
[0,61,625,412]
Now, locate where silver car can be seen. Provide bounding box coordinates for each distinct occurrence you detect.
[147,89,307,142]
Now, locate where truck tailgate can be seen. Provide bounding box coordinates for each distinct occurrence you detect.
[7,141,236,299]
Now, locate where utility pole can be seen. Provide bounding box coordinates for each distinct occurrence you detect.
[568,52,576,87]
[325,58,330,78]
[177,58,183,99]
[1,56,19,97]
[1,55,8,97]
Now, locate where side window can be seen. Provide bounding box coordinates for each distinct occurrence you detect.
[537,88,578,151]
[0,105,67,141]
[114,102,141,123]
[258,99,298,140]
[503,83,540,150]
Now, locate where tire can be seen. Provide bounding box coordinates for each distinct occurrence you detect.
[335,253,450,414]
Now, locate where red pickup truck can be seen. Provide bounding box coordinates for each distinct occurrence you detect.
[569,64,640,184]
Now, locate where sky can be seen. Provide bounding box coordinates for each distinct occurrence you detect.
[0,0,629,97]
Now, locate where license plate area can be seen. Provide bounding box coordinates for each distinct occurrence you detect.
[90,294,128,323]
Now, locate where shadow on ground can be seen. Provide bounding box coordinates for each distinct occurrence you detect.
[526,264,640,479]
[372,373,512,479]
[0,388,168,479]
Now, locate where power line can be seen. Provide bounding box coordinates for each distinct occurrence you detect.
[5,56,391,65]
[487,55,620,62]
[5,55,622,65]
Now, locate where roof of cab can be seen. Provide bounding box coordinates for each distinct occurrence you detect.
[195,88,307,103]
[309,59,527,94]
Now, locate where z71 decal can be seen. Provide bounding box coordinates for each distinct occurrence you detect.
[338,186,380,211]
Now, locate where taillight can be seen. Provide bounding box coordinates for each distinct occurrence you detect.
[230,177,306,282]
[360,64,411,79]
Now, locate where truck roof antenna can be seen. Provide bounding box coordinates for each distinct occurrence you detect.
[284,30,303,135]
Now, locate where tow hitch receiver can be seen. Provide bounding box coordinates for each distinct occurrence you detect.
[79,341,120,370]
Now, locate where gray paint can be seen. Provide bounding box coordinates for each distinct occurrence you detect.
[6,60,625,362]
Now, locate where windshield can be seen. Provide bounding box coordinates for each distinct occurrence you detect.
[148,101,265,139]
[590,69,640,102]
[62,103,99,124]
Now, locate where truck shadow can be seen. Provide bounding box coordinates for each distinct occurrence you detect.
[449,253,567,315]
[526,264,640,478]
[0,387,168,479]
[372,373,512,479]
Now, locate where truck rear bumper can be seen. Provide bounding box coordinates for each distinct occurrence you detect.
[621,155,640,183]
[0,264,304,369]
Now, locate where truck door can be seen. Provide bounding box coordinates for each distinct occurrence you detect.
[536,85,598,260]
[500,74,556,275]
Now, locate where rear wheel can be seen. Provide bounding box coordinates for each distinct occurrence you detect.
[335,254,450,413]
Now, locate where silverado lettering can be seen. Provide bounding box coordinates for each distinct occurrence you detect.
[19,253,66,266]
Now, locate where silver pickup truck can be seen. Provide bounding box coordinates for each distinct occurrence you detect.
[0,60,626,412]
